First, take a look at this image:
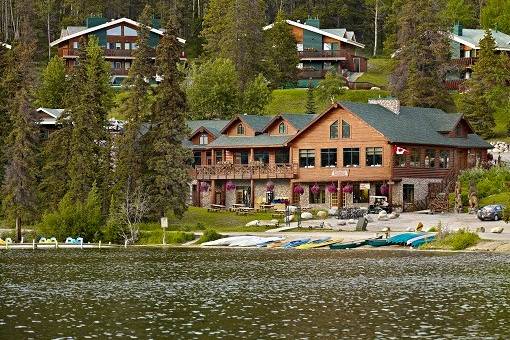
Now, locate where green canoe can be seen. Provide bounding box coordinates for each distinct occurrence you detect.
[329,240,367,250]
[366,238,389,247]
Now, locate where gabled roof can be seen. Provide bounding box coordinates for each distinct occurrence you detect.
[286,101,491,149]
[50,17,186,47]
[220,115,275,134]
[262,113,316,132]
[263,20,365,48]
[208,134,290,148]
[187,120,230,137]
[449,29,510,51]
[1,42,11,49]
[37,107,64,119]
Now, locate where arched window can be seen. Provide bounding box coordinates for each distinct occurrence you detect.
[199,133,208,145]
[342,120,351,138]
[278,122,286,134]
[237,123,245,135]
[330,120,339,139]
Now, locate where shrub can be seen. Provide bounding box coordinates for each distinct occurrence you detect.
[196,229,222,244]
[137,230,195,245]
[424,229,480,250]
[0,229,36,242]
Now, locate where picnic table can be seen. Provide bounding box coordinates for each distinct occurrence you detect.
[230,203,246,212]
[259,204,275,212]
[208,204,226,212]
[236,207,255,215]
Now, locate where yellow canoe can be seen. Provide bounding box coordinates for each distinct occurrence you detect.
[295,239,342,249]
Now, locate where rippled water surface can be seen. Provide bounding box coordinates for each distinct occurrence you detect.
[1,248,510,339]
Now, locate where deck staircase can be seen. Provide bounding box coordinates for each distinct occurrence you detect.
[427,168,458,213]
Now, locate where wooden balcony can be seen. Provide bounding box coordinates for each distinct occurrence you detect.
[297,69,328,79]
[444,79,465,90]
[193,163,298,180]
[298,50,349,60]
[60,47,186,60]
[451,57,477,67]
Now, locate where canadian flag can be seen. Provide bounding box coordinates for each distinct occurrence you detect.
[394,146,409,155]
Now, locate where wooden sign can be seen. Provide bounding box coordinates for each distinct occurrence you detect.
[160,217,168,229]
[360,183,370,190]
[331,169,349,177]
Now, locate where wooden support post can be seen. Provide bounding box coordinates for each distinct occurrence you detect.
[250,179,255,208]
[211,179,216,205]
[388,181,393,206]
[338,180,342,209]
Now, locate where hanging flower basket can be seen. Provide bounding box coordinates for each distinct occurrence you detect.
[342,184,353,194]
[380,183,389,196]
[199,182,210,193]
[293,184,304,196]
[266,181,275,192]
[226,181,236,192]
[327,183,337,193]
[310,183,320,195]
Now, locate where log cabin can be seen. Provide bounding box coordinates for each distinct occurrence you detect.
[50,17,186,86]
[264,18,367,87]
[188,98,491,212]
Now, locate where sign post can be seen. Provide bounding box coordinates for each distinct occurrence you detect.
[161,217,168,245]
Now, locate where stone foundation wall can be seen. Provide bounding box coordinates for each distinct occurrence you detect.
[393,177,443,206]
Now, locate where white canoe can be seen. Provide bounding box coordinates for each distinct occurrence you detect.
[234,236,285,247]
[228,236,264,247]
[201,235,255,246]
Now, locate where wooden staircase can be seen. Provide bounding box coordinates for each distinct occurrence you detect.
[427,168,458,213]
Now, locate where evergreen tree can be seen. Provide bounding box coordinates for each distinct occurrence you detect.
[316,71,346,104]
[37,55,67,108]
[390,0,453,110]
[2,33,39,242]
[114,5,155,196]
[145,17,192,218]
[186,58,241,119]
[460,30,510,137]
[0,41,13,187]
[242,74,271,115]
[481,0,510,33]
[443,0,477,27]
[305,80,316,115]
[264,9,299,88]
[66,35,112,205]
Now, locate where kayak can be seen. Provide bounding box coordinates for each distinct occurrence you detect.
[297,239,342,249]
[201,235,254,246]
[281,238,311,249]
[235,237,284,247]
[229,236,266,247]
[386,233,423,246]
[407,234,436,248]
[366,238,389,247]
[329,239,367,250]
[295,237,331,249]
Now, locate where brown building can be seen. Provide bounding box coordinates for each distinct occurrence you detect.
[50,17,185,85]
[187,98,491,211]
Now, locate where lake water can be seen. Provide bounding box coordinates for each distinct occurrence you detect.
[1,248,509,339]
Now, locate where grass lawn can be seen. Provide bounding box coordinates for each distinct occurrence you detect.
[357,58,395,87]
[139,206,280,233]
[267,88,390,115]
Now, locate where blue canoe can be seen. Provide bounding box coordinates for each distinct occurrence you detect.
[366,238,389,247]
[407,234,436,248]
[386,233,424,246]
[282,238,311,249]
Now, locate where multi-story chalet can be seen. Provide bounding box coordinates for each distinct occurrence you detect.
[447,24,510,90]
[264,18,366,87]
[50,17,186,85]
[187,98,491,211]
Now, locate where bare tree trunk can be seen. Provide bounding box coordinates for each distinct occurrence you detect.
[373,0,378,57]
[15,216,21,242]
[47,10,51,59]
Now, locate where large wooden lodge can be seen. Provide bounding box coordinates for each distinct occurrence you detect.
[186,98,491,212]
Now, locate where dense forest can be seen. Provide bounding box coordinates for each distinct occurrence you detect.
[2,0,510,61]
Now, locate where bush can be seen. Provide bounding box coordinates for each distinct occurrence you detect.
[459,167,510,199]
[424,229,480,250]
[37,186,103,242]
[137,230,195,245]
[196,229,222,244]
[0,229,36,242]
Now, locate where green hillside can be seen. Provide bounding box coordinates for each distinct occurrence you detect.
[357,58,395,87]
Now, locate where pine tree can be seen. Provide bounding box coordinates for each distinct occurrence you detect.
[443,0,477,27]
[390,0,453,110]
[114,5,155,196]
[461,30,510,137]
[1,30,39,242]
[145,17,192,218]
[66,35,112,205]
[0,41,13,187]
[263,9,299,88]
[305,80,316,115]
[316,71,346,104]
[242,74,271,115]
[37,55,67,108]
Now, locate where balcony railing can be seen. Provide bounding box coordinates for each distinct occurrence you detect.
[298,50,350,59]
[451,57,477,66]
[60,48,186,59]
[193,163,298,180]
[111,68,130,76]
[444,79,465,90]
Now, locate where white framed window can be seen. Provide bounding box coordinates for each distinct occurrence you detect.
[323,43,332,51]
[72,41,79,49]
[199,134,209,145]
[297,43,304,51]
[115,42,122,50]
[124,61,131,70]
[124,42,130,50]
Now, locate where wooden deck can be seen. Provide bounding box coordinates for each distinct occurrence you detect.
[193,163,298,180]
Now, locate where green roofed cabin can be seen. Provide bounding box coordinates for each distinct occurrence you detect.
[264,17,366,87]
[186,98,491,212]
[50,17,186,86]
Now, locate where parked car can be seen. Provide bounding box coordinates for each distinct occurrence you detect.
[477,204,505,221]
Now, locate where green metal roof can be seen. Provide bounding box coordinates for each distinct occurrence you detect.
[187,120,230,137]
[208,134,290,148]
[339,101,492,148]
[281,113,316,130]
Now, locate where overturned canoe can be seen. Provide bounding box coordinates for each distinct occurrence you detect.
[281,238,311,249]
[295,237,331,249]
[407,234,436,248]
[386,233,423,246]
[329,239,367,250]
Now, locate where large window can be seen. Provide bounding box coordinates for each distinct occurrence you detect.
[278,122,286,134]
[410,148,420,167]
[394,153,406,167]
[353,183,369,203]
[366,147,383,166]
[215,150,223,164]
[254,150,269,164]
[321,148,337,167]
[234,151,249,165]
[343,148,359,167]
[237,123,245,135]
[299,149,315,168]
[425,149,436,168]
[342,120,351,138]
[330,120,339,139]
[106,26,122,36]
[439,150,450,168]
[275,149,289,164]
[193,151,201,166]
[124,26,138,36]
[199,133,208,145]
[309,185,326,204]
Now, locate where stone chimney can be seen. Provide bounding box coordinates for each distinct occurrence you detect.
[368,97,401,115]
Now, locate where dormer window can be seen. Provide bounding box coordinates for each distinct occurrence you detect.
[199,133,209,145]
[342,120,351,138]
[330,120,339,139]
[237,123,245,135]
[278,122,286,134]
[455,125,462,137]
